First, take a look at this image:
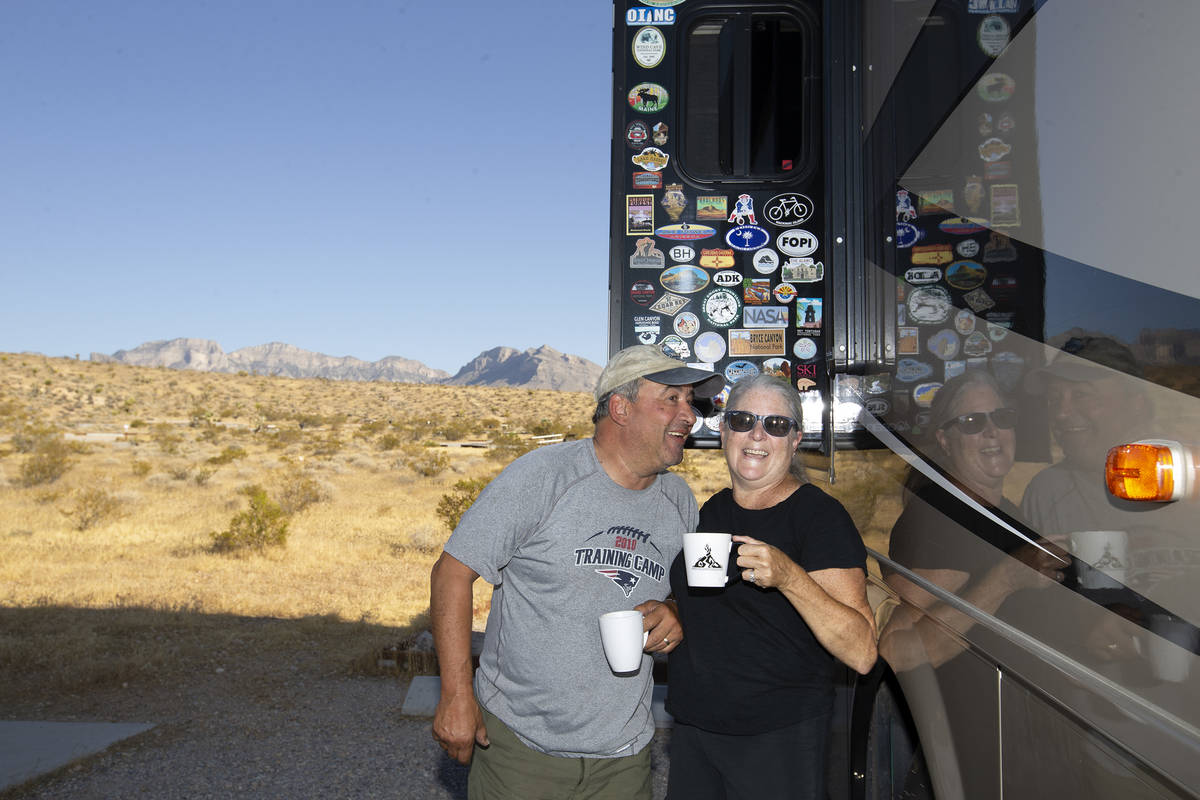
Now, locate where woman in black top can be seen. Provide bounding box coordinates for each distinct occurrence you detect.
[666,374,877,800]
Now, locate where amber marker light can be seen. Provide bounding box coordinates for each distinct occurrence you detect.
[1105,440,1195,502]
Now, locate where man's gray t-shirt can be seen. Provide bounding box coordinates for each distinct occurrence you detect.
[445,438,695,758]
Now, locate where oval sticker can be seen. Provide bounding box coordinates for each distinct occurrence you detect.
[726,225,771,251]
[945,260,987,291]
[632,26,665,68]
[628,82,669,114]
[712,269,742,287]
[724,360,760,383]
[659,265,710,294]
[669,245,695,262]
[776,229,819,257]
[763,193,815,227]
[656,223,716,241]
[906,285,954,324]
[694,331,727,363]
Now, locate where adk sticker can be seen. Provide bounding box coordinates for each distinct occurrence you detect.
[743,306,789,328]
[712,269,742,287]
[696,195,727,220]
[927,329,960,360]
[630,280,656,305]
[630,237,665,269]
[701,287,741,327]
[632,26,666,68]
[724,360,760,382]
[795,297,823,329]
[773,283,797,304]
[776,229,819,257]
[628,82,669,114]
[976,73,1015,102]
[728,329,787,357]
[694,331,727,363]
[782,258,824,283]
[793,337,818,360]
[632,146,669,171]
[656,223,717,241]
[673,312,700,338]
[660,335,690,360]
[753,248,779,274]
[699,248,735,269]
[669,245,695,262]
[913,382,943,408]
[895,222,923,248]
[649,292,688,316]
[728,194,759,225]
[761,358,791,381]
[660,265,710,294]
[907,285,954,324]
[660,184,688,221]
[905,266,942,285]
[626,195,654,235]
[896,359,934,383]
[727,225,770,251]
[764,193,814,227]
[945,260,987,291]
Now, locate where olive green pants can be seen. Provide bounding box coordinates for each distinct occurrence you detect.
[468,708,652,800]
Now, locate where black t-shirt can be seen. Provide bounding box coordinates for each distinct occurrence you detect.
[665,483,867,734]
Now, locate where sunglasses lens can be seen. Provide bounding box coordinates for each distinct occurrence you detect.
[725,411,755,432]
[993,408,1018,429]
[957,414,986,434]
[763,416,795,437]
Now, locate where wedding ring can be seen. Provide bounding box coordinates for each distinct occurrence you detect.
[747,568,757,584]
[662,638,670,645]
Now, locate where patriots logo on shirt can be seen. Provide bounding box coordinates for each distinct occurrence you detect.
[596,569,641,597]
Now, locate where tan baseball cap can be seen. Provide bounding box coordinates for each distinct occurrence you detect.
[594,345,725,401]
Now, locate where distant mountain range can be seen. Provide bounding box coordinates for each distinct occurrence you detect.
[90,339,603,393]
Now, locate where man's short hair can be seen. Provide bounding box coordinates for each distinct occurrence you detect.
[592,377,642,424]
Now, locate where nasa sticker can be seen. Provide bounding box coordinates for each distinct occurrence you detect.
[628,82,669,114]
[632,27,666,68]
[669,245,696,262]
[694,331,727,363]
[753,248,779,274]
[712,269,742,287]
[674,312,700,338]
[727,225,771,251]
[763,193,814,227]
[793,337,818,361]
[776,229,819,257]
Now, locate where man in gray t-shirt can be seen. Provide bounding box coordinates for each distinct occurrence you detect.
[430,345,723,798]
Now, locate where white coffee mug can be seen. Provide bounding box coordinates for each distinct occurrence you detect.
[1148,613,1199,683]
[599,610,648,674]
[1069,530,1128,590]
[683,532,733,588]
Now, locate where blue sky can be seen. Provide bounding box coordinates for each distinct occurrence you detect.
[0,1,614,373]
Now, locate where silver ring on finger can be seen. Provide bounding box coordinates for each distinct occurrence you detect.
[747,568,757,584]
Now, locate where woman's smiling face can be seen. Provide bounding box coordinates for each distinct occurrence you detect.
[935,383,1015,497]
[722,387,800,492]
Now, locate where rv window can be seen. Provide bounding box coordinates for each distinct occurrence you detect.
[681,10,818,182]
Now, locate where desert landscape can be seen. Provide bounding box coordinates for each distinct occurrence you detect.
[0,352,915,707]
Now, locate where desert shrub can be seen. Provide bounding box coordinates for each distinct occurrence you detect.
[436,476,493,532]
[357,419,388,438]
[192,467,216,486]
[196,424,222,444]
[128,418,147,428]
[436,417,477,441]
[480,417,502,431]
[152,423,183,455]
[264,427,303,450]
[403,446,449,478]
[310,433,343,457]
[210,485,289,553]
[168,466,191,481]
[526,418,557,437]
[130,459,152,477]
[274,466,328,514]
[62,488,123,531]
[10,424,58,454]
[206,445,247,465]
[395,524,445,556]
[486,432,536,464]
[19,438,72,487]
[377,432,403,451]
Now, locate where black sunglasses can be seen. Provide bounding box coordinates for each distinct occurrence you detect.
[723,410,799,437]
[939,408,1018,434]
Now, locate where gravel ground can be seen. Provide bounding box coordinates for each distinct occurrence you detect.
[1,669,673,799]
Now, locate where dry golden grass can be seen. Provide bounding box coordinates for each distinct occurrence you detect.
[0,352,917,699]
